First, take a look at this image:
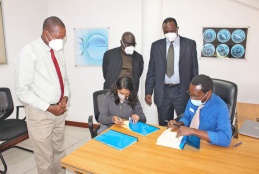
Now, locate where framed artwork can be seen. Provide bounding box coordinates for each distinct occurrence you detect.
[74,28,108,66]
[201,27,248,59]
[0,1,7,64]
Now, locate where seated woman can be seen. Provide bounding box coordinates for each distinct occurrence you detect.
[98,76,147,134]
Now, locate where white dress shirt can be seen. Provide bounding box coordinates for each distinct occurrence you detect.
[15,37,70,111]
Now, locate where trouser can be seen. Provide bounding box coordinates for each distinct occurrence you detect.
[25,104,66,174]
[157,85,186,126]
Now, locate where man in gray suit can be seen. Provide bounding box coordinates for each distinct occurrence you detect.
[145,17,198,126]
[102,32,144,93]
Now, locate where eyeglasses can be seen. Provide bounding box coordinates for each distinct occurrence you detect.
[187,90,206,100]
[121,40,136,47]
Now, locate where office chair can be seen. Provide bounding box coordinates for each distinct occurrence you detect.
[212,79,238,136]
[88,89,109,139]
[0,88,33,174]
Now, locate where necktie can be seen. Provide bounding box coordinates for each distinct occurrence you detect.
[166,42,174,78]
[50,49,64,103]
[190,105,204,129]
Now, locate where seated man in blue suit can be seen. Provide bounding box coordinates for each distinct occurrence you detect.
[168,74,232,147]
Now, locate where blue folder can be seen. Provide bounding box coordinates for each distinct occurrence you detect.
[179,136,188,149]
[179,135,200,149]
[94,129,138,150]
[186,135,200,149]
[129,121,160,136]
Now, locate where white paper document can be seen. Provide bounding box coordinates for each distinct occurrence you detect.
[156,128,183,149]
[122,120,130,129]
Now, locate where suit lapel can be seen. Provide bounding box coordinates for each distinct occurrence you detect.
[179,36,186,60]
[158,39,167,62]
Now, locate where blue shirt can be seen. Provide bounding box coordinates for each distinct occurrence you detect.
[179,93,232,147]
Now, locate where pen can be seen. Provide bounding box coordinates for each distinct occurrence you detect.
[232,142,242,148]
[173,123,180,127]
[117,115,121,121]
[131,113,136,123]
[165,120,179,127]
[117,115,123,125]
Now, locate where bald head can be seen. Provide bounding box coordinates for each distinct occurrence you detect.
[121,32,136,47]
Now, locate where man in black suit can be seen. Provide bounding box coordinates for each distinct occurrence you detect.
[145,17,198,126]
[102,32,144,92]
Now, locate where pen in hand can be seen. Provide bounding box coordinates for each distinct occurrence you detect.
[165,120,179,127]
[117,115,121,121]
[116,115,123,125]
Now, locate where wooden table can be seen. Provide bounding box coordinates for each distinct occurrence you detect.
[237,102,259,140]
[61,124,259,174]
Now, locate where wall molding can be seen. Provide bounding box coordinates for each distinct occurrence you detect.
[65,120,99,129]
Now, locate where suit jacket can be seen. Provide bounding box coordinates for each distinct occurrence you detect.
[102,47,144,92]
[145,36,198,107]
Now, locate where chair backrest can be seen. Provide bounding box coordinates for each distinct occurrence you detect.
[93,89,109,122]
[212,79,238,124]
[0,88,14,121]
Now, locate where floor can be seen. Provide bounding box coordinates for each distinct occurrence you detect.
[0,126,92,174]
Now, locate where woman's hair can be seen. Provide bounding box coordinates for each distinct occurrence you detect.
[110,76,138,109]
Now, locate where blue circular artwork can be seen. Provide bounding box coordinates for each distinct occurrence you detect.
[232,29,246,43]
[231,44,245,58]
[86,34,108,60]
[203,29,216,42]
[217,29,231,43]
[76,37,84,56]
[216,44,229,57]
[202,43,215,57]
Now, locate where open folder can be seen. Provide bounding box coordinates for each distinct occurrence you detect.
[94,129,138,150]
[122,118,160,136]
[156,128,186,149]
[156,128,200,150]
[129,121,160,136]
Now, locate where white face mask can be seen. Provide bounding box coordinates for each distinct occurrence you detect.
[164,32,177,42]
[121,40,135,55]
[190,92,208,106]
[46,31,63,51]
[118,93,126,101]
[125,46,135,55]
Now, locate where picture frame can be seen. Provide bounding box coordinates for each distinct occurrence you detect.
[201,27,248,59]
[0,1,7,64]
[74,28,109,66]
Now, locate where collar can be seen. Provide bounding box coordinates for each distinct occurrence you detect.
[202,93,215,108]
[39,36,51,52]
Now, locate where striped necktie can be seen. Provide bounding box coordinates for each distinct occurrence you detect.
[166,42,174,77]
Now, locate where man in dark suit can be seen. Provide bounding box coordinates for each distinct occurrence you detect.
[145,17,198,126]
[102,32,144,92]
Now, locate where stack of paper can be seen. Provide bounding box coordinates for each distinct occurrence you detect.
[156,128,184,149]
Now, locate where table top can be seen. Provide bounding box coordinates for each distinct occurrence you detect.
[237,102,259,140]
[62,124,259,174]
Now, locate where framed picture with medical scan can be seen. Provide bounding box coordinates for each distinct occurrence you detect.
[0,1,7,64]
[201,27,248,59]
[74,28,109,66]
